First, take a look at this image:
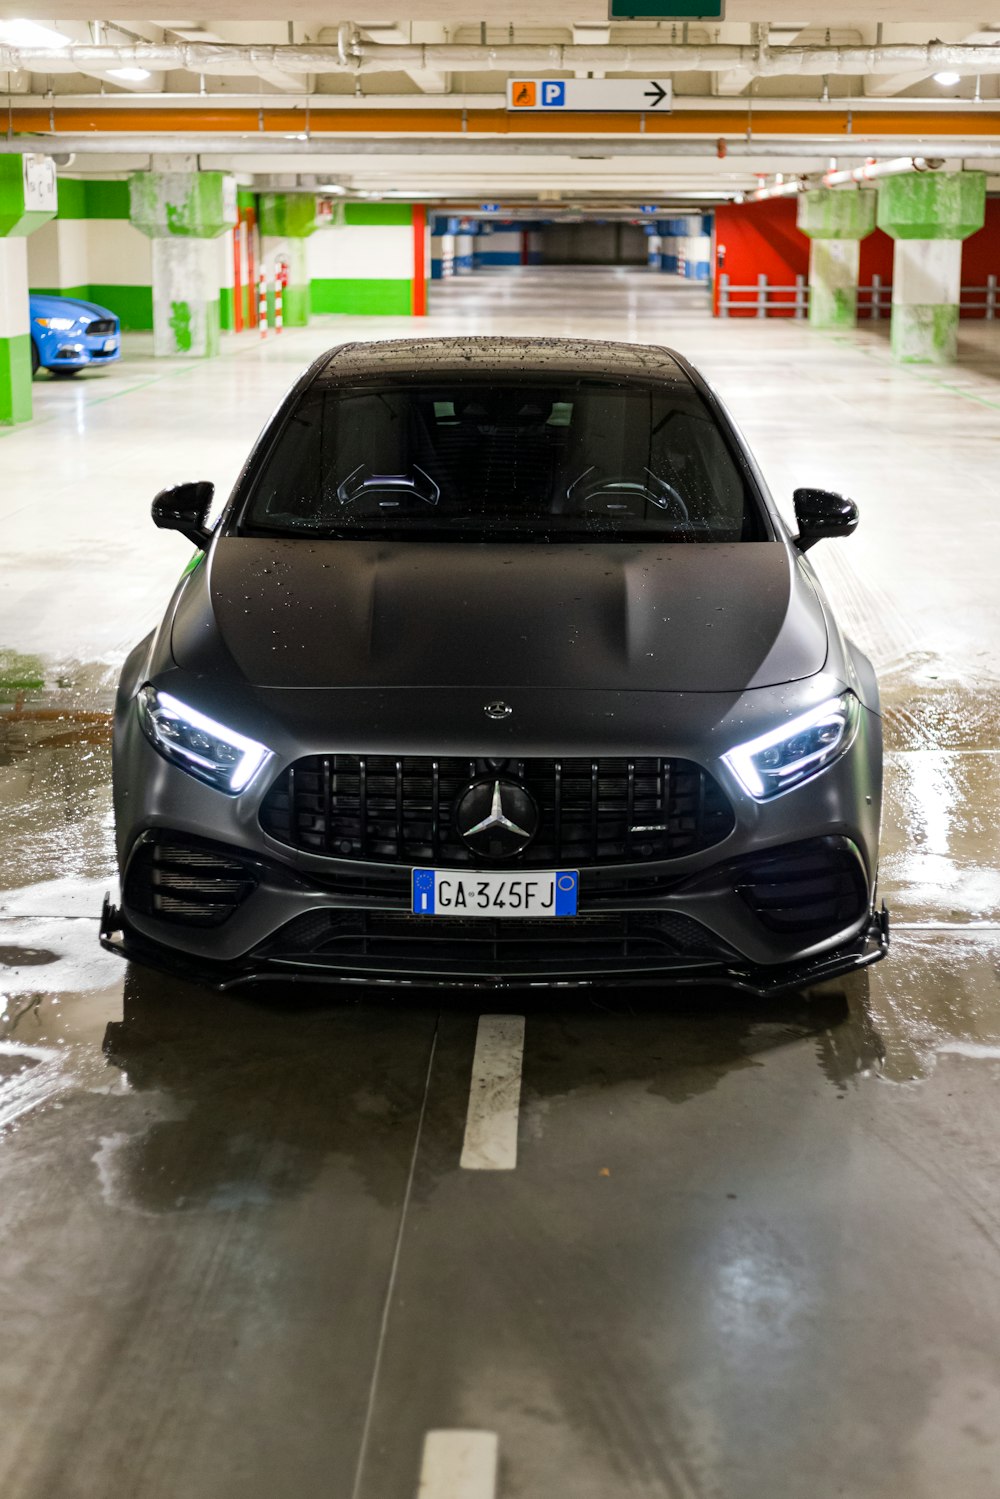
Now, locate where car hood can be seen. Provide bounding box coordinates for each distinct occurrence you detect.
[171,537,829,693]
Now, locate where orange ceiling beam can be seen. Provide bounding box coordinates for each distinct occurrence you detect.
[8,106,1000,138]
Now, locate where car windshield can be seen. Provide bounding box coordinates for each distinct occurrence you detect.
[241,375,765,542]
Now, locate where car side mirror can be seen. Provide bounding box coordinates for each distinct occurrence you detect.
[151,481,215,549]
[793,488,859,551]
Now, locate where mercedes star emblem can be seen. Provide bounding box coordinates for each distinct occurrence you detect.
[484,701,513,721]
[455,778,539,859]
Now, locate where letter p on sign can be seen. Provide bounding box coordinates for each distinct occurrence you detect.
[542,81,566,106]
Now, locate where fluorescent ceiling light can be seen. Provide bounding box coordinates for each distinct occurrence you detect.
[107,66,151,81]
[0,19,69,47]
[933,71,961,86]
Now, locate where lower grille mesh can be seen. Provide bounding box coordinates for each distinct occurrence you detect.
[124,838,258,927]
[735,839,868,934]
[260,908,734,972]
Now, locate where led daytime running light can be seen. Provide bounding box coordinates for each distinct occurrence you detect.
[138,686,270,793]
[723,694,858,800]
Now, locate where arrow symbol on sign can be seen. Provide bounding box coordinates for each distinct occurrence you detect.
[643,81,668,107]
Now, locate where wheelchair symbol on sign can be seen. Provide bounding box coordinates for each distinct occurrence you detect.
[541,81,566,107]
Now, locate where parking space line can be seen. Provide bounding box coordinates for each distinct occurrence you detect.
[417,1430,498,1499]
[461,1014,525,1171]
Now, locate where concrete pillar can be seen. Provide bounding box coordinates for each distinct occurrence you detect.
[646,234,661,269]
[259,192,318,327]
[797,189,876,330]
[455,232,475,275]
[129,164,237,357]
[877,170,986,363]
[0,154,57,423]
[430,217,456,279]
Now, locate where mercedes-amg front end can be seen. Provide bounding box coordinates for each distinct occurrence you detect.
[102,337,888,992]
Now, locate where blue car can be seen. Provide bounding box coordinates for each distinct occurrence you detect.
[30,293,121,377]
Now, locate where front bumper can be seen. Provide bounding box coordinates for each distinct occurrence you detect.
[41,336,120,370]
[100,888,888,994]
[101,829,889,994]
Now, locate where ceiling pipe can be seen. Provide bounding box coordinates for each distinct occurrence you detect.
[2,39,1000,79]
[821,154,944,185]
[743,154,947,201]
[2,132,999,158]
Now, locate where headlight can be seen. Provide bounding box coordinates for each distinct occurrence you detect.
[723,692,860,800]
[137,685,271,794]
[35,316,76,331]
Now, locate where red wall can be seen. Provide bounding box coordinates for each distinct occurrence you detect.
[714,194,1000,318]
[713,200,806,316]
[959,197,1000,317]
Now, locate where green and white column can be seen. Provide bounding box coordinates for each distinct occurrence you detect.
[0,154,57,423]
[797,188,876,330]
[259,192,318,327]
[129,165,237,357]
[877,171,986,364]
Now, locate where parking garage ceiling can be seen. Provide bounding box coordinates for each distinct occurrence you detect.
[2,15,998,201]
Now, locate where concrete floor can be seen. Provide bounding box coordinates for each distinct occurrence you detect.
[2,265,1000,1498]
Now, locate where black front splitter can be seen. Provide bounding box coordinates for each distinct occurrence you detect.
[99,895,889,997]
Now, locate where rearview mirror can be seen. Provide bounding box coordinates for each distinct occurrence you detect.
[793,488,859,551]
[151,481,215,549]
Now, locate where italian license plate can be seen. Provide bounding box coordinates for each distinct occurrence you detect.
[412,868,578,917]
[103,338,117,352]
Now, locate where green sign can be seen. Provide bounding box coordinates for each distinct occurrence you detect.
[609,0,724,16]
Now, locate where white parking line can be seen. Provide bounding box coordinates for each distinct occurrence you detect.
[417,1430,498,1499]
[461,1014,525,1171]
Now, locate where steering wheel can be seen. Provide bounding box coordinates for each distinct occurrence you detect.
[566,468,690,523]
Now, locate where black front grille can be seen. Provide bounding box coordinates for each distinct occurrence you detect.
[124,837,258,927]
[260,755,735,868]
[735,839,868,935]
[87,318,116,336]
[260,908,734,973]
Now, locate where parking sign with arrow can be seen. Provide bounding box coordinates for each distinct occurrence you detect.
[506,78,673,112]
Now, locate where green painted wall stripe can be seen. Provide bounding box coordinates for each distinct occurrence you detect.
[28,282,152,329]
[219,285,235,331]
[57,179,131,220]
[343,203,413,227]
[0,333,33,425]
[56,178,87,219]
[86,180,131,219]
[237,189,256,212]
[30,283,89,301]
[88,284,153,329]
[311,278,413,314]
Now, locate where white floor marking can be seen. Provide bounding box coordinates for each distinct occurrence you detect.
[417,1430,498,1499]
[938,1042,1000,1060]
[461,1014,525,1171]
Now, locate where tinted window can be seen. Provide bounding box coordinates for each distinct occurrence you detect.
[242,376,764,542]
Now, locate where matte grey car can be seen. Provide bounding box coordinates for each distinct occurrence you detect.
[102,337,888,991]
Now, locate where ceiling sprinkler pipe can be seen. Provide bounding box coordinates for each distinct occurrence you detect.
[820,154,945,185]
[1,133,998,160]
[743,153,948,200]
[4,39,1000,79]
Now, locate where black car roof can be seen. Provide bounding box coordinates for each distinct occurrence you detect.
[315,336,689,385]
